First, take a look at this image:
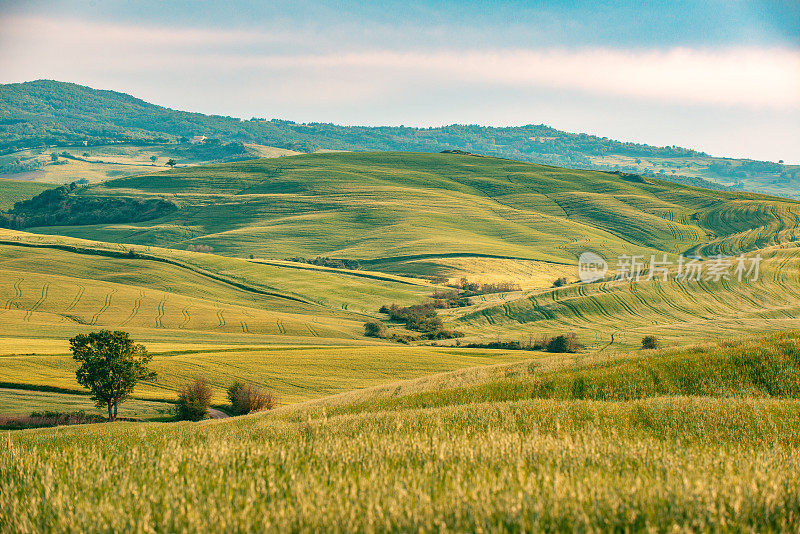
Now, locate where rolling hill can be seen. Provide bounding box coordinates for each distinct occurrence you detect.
[14,151,800,269]
[1,149,800,530]
[1,150,799,417]
[2,80,798,196]
[4,331,800,531]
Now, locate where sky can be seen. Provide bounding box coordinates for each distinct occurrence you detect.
[0,0,798,162]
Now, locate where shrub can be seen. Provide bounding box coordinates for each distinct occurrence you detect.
[364,320,388,338]
[552,277,568,288]
[176,377,213,421]
[642,335,660,350]
[458,278,521,295]
[546,333,582,353]
[227,381,275,415]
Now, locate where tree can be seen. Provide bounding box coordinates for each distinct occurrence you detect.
[70,330,156,421]
[546,333,582,353]
[364,320,387,338]
[176,377,213,421]
[227,381,275,415]
[166,158,177,168]
[150,155,158,164]
[641,335,660,350]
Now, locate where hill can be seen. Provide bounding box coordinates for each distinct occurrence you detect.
[9,152,800,271]
[2,80,798,196]
[0,152,798,413]
[3,332,800,531]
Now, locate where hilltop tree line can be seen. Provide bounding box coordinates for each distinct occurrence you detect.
[1,80,715,163]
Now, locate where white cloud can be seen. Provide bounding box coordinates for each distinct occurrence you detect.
[2,16,797,110]
[1,16,799,161]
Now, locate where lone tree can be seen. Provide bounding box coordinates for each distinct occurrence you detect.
[166,158,177,168]
[70,330,156,421]
[150,155,158,164]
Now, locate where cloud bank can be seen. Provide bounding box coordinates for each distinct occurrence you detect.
[1,16,798,161]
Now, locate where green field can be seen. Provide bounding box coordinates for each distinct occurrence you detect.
[3,332,800,531]
[0,179,52,210]
[1,152,799,416]
[0,142,301,184]
[1,152,800,530]
[0,388,174,420]
[23,152,800,269]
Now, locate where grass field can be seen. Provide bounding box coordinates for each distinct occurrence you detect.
[0,345,532,406]
[0,143,300,184]
[0,179,53,210]
[3,332,800,531]
[1,152,799,421]
[0,388,174,420]
[1,152,800,530]
[22,152,800,272]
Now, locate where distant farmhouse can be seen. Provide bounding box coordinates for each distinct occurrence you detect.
[190,135,207,144]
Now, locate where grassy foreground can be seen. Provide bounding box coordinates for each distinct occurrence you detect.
[3,332,800,532]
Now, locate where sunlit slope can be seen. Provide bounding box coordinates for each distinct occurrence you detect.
[0,345,530,405]
[0,179,52,210]
[4,333,800,532]
[26,152,800,271]
[0,230,433,344]
[455,244,800,348]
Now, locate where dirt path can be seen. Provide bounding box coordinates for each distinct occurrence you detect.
[208,408,230,419]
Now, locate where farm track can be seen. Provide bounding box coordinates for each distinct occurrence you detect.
[23,282,49,322]
[305,323,320,337]
[0,240,317,306]
[154,297,167,328]
[5,279,22,310]
[180,306,192,328]
[121,290,144,327]
[65,285,85,312]
[90,290,116,325]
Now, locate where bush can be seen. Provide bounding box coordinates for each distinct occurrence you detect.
[546,333,582,353]
[642,335,660,350]
[552,277,568,288]
[364,320,388,338]
[176,377,213,421]
[227,381,275,415]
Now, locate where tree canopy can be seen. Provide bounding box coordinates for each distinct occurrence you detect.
[70,330,156,421]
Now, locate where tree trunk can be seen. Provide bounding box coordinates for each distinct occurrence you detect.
[113,402,118,421]
[107,402,114,422]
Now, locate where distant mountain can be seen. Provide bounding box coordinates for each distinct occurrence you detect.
[1,80,798,196]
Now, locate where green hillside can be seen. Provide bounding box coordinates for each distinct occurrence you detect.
[2,80,797,196]
[14,152,800,273]
[4,332,800,531]
[0,151,798,420]
[0,179,51,210]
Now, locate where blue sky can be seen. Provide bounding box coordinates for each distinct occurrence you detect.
[1,0,798,161]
